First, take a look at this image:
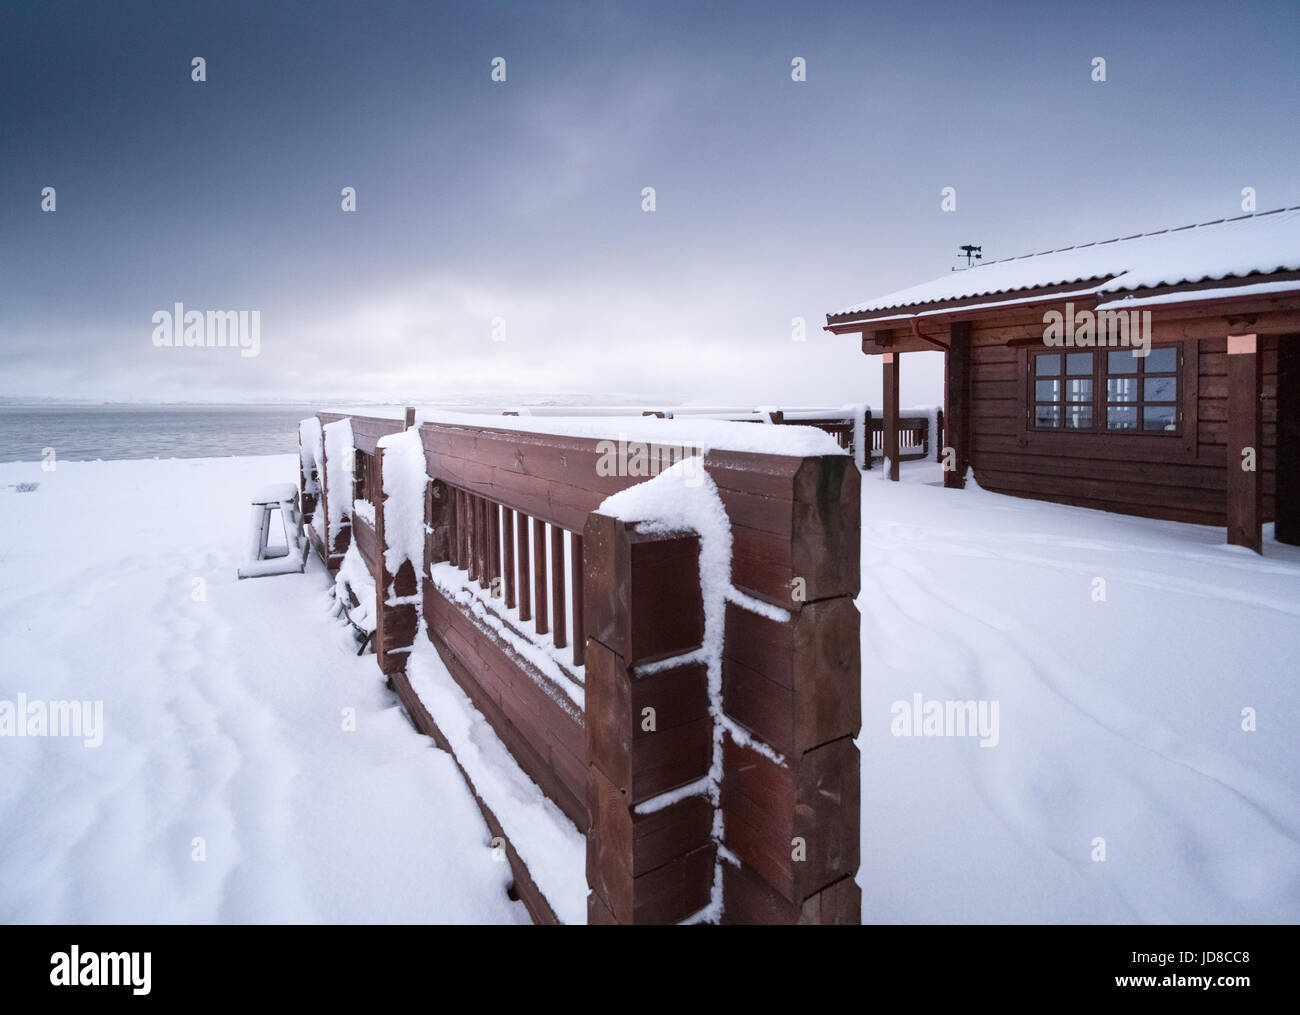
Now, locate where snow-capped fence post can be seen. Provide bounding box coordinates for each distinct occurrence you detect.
[298,426,319,523]
[583,512,715,925]
[372,441,420,675]
[717,452,861,923]
[317,414,355,572]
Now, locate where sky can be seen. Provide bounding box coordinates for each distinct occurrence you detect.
[2,0,1298,408]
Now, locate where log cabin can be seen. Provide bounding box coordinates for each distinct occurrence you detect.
[825,207,1300,552]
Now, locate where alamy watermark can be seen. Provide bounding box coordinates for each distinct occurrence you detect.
[0,693,103,747]
[151,303,261,358]
[891,693,999,747]
[1043,302,1151,357]
[50,946,150,995]
[595,435,707,487]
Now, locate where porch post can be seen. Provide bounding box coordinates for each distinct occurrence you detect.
[945,321,972,489]
[1276,336,1300,546]
[1226,333,1262,552]
[883,351,900,482]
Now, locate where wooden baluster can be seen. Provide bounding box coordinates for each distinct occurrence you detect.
[532,517,548,636]
[448,487,460,568]
[570,531,584,668]
[551,525,566,650]
[517,511,532,622]
[477,497,489,590]
[466,493,478,583]
[502,508,516,610]
[462,490,472,573]
[488,501,500,597]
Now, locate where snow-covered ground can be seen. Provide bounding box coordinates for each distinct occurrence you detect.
[858,461,1300,923]
[0,455,528,923]
[2,452,1297,924]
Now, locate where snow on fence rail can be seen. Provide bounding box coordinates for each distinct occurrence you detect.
[502,404,945,471]
[298,410,862,924]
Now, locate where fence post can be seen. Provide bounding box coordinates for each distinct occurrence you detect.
[298,427,318,523]
[373,444,419,675]
[862,408,873,470]
[718,453,861,923]
[583,512,715,925]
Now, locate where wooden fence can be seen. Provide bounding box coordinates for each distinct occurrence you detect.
[865,410,942,465]
[505,405,944,469]
[300,412,862,924]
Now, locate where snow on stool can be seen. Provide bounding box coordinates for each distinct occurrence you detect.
[237,484,308,579]
[252,482,299,506]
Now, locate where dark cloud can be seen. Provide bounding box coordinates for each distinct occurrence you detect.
[3,0,1297,408]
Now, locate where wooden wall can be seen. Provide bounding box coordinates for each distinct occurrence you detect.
[966,312,1283,527]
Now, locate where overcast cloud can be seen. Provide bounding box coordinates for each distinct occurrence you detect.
[2,0,1297,407]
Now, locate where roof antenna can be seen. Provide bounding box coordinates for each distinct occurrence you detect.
[954,244,982,270]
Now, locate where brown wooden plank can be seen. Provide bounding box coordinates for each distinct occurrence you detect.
[465,491,478,583]
[502,508,516,609]
[447,484,460,568]
[488,500,500,595]
[517,511,532,622]
[1276,336,1300,545]
[551,523,567,651]
[1226,333,1262,551]
[424,584,588,826]
[883,351,899,481]
[945,321,971,489]
[571,531,584,668]
[532,516,548,636]
[721,734,859,904]
[477,495,489,590]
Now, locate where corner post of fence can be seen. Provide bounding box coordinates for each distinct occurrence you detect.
[583,511,715,925]
[298,427,317,523]
[372,442,419,675]
[718,453,862,923]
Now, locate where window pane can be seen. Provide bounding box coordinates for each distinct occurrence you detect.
[1066,378,1092,402]
[1035,354,1060,376]
[1035,405,1061,428]
[1065,405,1093,429]
[1143,405,1176,432]
[1107,378,1138,403]
[1108,350,1139,374]
[1144,375,1177,402]
[1066,352,1093,376]
[1107,406,1137,430]
[1035,379,1059,401]
[1145,347,1177,373]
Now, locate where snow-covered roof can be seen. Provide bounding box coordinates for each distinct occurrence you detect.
[831,206,1300,318]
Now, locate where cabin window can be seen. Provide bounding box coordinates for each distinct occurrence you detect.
[1105,347,1179,432]
[1030,346,1181,435]
[1032,352,1094,429]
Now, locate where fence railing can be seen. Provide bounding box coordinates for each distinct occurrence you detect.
[503,404,945,469]
[300,411,862,925]
[865,409,943,465]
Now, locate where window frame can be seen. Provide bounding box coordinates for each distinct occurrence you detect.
[1015,340,1199,460]
[1031,350,1100,432]
[1101,345,1181,435]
